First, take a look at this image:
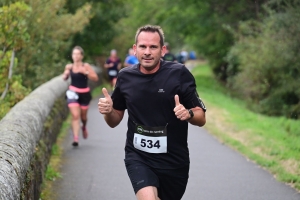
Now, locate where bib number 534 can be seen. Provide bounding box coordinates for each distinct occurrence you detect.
[134,134,167,154]
[140,139,161,149]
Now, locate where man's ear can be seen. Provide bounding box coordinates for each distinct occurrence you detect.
[133,44,137,55]
[161,45,167,56]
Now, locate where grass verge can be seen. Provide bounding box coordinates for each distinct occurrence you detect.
[193,64,300,191]
[40,82,112,199]
[92,81,112,97]
[40,115,71,200]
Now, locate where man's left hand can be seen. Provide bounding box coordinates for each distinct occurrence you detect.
[174,95,190,121]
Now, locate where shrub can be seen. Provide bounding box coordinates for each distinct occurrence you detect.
[226,2,300,118]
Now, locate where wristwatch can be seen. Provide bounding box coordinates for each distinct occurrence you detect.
[187,109,194,120]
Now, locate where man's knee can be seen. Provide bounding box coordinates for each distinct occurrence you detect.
[136,186,160,200]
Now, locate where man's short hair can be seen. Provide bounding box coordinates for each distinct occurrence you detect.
[135,25,165,47]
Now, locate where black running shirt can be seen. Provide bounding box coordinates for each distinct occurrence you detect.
[111,60,206,169]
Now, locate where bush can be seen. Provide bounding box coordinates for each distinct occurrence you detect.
[226,2,300,119]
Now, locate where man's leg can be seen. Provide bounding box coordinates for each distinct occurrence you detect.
[136,186,160,200]
[156,165,189,200]
[125,160,160,200]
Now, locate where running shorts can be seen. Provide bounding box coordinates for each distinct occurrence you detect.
[67,91,92,109]
[125,159,189,200]
[108,69,118,80]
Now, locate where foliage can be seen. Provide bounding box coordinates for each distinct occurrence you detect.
[0,1,30,102]
[16,0,92,89]
[0,0,92,119]
[192,63,300,190]
[106,0,300,119]
[0,2,31,100]
[65,0,127,60]
[226,1,300,118]
[116,0,267,79]
[0,1,30,50]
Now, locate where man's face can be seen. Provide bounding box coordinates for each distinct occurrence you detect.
[133,31,166,70]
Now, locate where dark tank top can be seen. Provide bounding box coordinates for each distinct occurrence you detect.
[70,65,88,88]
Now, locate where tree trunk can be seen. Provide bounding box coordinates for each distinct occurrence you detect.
[1,49,15,100]
[0,46,7,60]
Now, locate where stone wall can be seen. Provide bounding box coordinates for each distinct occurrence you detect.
[0,66,102,200]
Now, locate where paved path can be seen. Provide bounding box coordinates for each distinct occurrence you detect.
[53,95,300,200]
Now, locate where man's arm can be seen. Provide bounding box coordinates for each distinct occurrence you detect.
[187,107,206,126]
[103,109,124,128]
[98,88,124,128]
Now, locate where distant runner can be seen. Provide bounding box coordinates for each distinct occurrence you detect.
[104,49,122,88]
[62,46,99,146]
[98,25,206,200]
[162,42,177,62]
[124,48,139,67]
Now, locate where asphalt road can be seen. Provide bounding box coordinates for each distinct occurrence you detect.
[53,93,300,200]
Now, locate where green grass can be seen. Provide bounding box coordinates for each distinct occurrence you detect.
[193,64,300,190]
[92,81,112,97]
[45,164,62,181]
[40,116,71,200]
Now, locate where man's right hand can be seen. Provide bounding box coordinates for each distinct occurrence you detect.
[98,88,113,114]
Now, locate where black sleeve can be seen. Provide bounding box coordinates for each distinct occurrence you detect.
[111,75,127,110]
[179,66,207,112]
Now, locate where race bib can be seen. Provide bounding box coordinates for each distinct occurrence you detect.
[108,70,117,76]
[133,124,167,154]
[66,90,79,100]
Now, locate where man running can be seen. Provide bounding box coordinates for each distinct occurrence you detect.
[98,25,206,200]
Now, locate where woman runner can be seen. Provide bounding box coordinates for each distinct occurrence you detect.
[62,46,99,146]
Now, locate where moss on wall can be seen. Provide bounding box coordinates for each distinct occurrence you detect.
[20,96,68,200]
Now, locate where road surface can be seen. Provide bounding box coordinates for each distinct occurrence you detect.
[53,93,300,200]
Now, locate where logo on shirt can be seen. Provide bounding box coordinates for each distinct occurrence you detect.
[137,126,144,133]
[158,89,165,93]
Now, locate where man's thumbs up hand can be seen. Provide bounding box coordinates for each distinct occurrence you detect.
[98,88,113,114]
[174,95,189,121]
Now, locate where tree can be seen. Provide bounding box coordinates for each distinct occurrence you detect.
[114,0,267,80]
[0,0,92,119]
[65,0,127,61]
[16,0,92,89]
[0,2,31,99]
